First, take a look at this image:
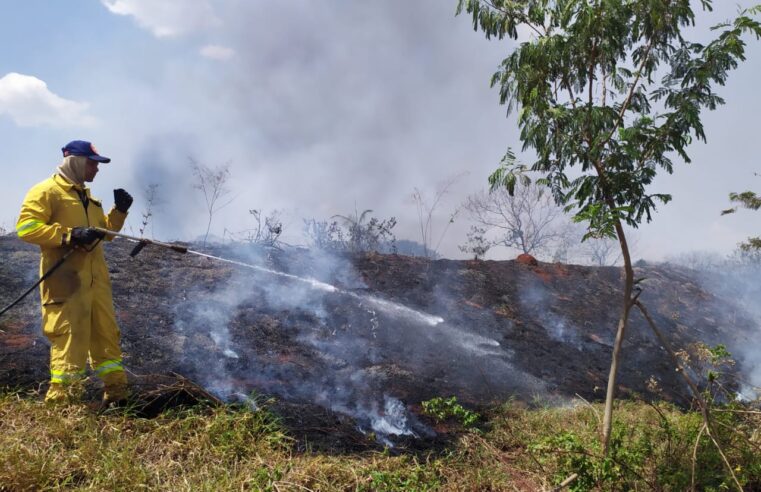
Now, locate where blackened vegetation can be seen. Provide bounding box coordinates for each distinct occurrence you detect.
[0,236,758,449]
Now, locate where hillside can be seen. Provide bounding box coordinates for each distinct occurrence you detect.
[1,236,759,448]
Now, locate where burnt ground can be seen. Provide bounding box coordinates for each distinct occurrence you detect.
[1,236,759,450]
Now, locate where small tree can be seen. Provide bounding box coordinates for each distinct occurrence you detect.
[411,173,464,258]
[332,207,397,253]
[459,225,492,260]
[243,209,283,247]
[191,158,234,246]
[586,238,619,267]
[584,232,640,266]
[458,0,761,457]
[138,183,161,238]
[303,218,345,252]
[463,183,570,258]
[549,222,584,263]
[307,206,397,254]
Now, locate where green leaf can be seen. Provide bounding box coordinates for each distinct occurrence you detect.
[461,0,760,262]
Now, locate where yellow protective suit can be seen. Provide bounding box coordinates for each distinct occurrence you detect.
[16,173,128,403]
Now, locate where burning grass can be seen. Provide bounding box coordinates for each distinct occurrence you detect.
[1,390,759,491]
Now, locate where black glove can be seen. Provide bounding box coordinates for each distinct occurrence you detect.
[69,227,106,246]
[114,189,133,213]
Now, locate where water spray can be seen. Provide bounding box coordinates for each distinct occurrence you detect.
[94,228,444,327]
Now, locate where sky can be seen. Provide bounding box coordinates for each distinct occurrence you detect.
[1,0,759,261]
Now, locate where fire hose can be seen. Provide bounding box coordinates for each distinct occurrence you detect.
[91,227,189,257]
[2,228,444,328]
[0,230,187,322]
[0,248,78,320]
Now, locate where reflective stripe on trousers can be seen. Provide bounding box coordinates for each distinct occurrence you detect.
[94,359,124,377]
[50,368,86,384]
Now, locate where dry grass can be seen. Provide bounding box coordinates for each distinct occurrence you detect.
[0,391,758,491]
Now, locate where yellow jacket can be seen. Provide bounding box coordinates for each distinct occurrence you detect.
[16,174,127,305]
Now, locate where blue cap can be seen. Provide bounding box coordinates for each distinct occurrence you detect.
[61,140,111,163]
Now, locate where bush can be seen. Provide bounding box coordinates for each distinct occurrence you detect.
[421,396,480,428]
[526,401,761,491]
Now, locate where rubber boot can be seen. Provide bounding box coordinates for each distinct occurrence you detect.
[102,371,129,407]
[45,380,85,404]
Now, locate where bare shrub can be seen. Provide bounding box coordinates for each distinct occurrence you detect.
[305,208,396,254]
[303,219,344,252]
[458,225,491,260]
[463,183,571,260]
[411,174,464,258]
[332,207,396,253]
[230,209,283,247]
[139,183,162,238]
[191,158,234,246]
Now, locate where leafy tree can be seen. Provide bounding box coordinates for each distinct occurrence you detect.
[722,173,760,252]
[728,190,761,212]
[457,0,761,455]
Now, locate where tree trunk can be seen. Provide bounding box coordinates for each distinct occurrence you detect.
[601,218,634,454]
[203,213,213,247]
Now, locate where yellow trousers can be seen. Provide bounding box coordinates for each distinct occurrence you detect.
[43,286,127,403]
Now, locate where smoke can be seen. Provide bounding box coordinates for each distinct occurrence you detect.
[172,279,242,396]
[169,246,427,442]
[86,0,522,257]
[652,248,761,401]
[664,256,761,397]
[168,244,546,443]
[517,280,586,350]
[127,135,204,241]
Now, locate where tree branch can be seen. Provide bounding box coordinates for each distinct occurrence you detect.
[691,423,707,492]
[599,40,654,150]
[634,300,743,492]
[484,0,545,37]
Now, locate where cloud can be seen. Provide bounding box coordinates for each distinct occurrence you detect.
[199,44,235,61]
[101,0,220,38]
[0,73,97,128]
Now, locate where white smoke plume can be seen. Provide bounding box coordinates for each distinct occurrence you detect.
[168,244,544,443]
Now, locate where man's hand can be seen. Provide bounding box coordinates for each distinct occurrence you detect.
[69,227,106,246]
[114,189,133,213]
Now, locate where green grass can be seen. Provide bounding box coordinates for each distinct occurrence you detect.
[0,391,758,491]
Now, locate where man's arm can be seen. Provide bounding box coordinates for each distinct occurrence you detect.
[16,185,70,247]
[104,207,127,233]
[104,189,132,233]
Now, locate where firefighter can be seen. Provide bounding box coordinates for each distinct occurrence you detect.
[16,140,133,404]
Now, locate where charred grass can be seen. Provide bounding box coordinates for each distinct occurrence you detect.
[0,391,759,491]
